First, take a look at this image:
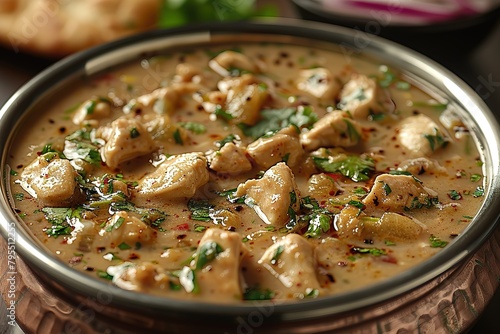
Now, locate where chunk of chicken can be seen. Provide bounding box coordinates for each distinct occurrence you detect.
[107,262,170,292]
[123,82,201,115]
[296,67,340,100]
[397,114,449,156]
[338,74,380,119]
[258,234,321,296]
[190,228,246,299]
[173,63,201,83]
[307,173,343,198]
[72,97,112,125]
[362,174,438,214]
[397,157,447,176]
[98,117,156,169]
[221,74,269,126]
[300,110,363,151]
[209,142,253,175]
[97,211,156,249]
[246,126,304,169]
[209,50,259,77]
[20,153,81,207]
[137,152,209,200]
[363,212,426,240]
[336,206,426,241]
[235,162,300,227]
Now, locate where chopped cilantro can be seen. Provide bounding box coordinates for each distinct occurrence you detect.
[217,188,246,204]
[214,105,234,121]
[351,247,386,256]
[353,187,368,196]
[195,241,224,270]
[270,245,284,265]
[243,286,274,300]
[177,122,207,134]
[193,224,207,232]
[429,235,448,248]
[10,170,18,176]
[130,127,140,138]
[106,216,125,232]
[239,106,317,139]
[470,174,482,182]
[312,155,374,182]
[118,242,131,250]
[217,134,237,149]
[96,270,113,280]
[173,128,183,145]
[64,128,101,165]
[381,181,392,196]
[448,190,462,200]
[42,207,84,237]
[188,199,213,222]
[14,193,24,201]
[347,200,364,209]
[384,240,396,246]
[395,81,411,90]
[473,186,484,197]
[424,129,448,152]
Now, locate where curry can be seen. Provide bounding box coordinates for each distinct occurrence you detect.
[7,42,485,302]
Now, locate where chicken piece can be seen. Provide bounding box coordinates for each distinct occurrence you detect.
[72,97,112,125]
[362,174,438,214]
[20,153,81,207]
[209,142,253,175]
[363,212,426,241]
[124,82,201,115]
[336,206,426,241]
[258,234,321,296]
[235,162,300,227]
[397,157,447,176]
[221,74,269,126]
[66,219,96,252]
[188,228,246,299]
[337,74,380,119]
[397,114,449,156]
[137,152,209,200]
[296,67,340,101]
[98,117,156,169]
[307,173,343,198]
[301,110,363,151]
[107,262,170,292]
[97,211,156,249]
[173,63,201,83]
[209,50,259,77]
[246,126,304,169]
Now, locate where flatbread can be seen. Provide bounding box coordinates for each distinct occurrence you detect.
[0,0,161,57]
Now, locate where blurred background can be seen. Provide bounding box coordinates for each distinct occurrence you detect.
[0,1,499,333]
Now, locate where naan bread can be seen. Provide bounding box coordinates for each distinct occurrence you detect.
[0,0,161,57]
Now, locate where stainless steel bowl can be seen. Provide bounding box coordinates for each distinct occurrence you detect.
[1,19,499,333]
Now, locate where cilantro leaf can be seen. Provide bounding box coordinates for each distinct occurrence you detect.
[239,106,317,139]
[188,199,213,222]
[312,155,375,182]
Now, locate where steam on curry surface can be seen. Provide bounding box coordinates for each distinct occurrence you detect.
[8,43,485,302]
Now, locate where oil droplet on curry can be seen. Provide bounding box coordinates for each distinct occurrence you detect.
[8,43,485,302]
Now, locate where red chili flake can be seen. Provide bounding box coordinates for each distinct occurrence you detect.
[175,223,189,231]
[337,261,347,267]
[69,256,82,265]
[128,253,140,260]
[325,173,342,181]
[380,255,398,264]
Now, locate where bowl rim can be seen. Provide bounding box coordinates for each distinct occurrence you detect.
[1,18,499,323]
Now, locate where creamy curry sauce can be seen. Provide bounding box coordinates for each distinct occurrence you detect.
[7,43,485,302]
